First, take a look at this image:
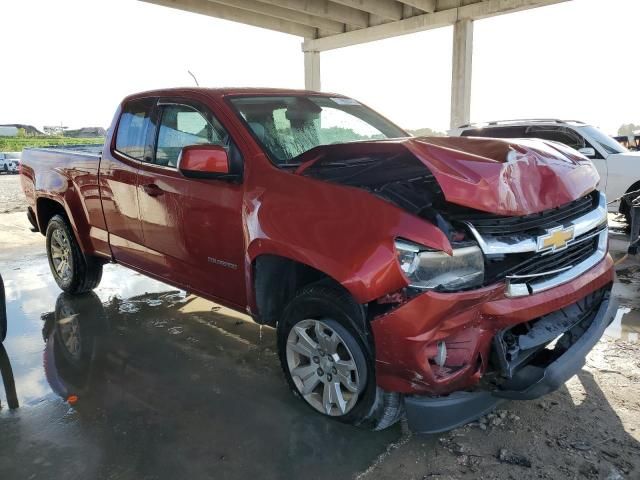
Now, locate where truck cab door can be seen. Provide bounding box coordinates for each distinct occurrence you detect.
[136,98,246,308]
[100,98,155,266]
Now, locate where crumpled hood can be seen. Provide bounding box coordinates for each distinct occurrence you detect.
[405,136,599,216]
[296,136,600,217]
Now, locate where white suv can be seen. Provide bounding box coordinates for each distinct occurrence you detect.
[0,154,19,174]
[451,119,640,221]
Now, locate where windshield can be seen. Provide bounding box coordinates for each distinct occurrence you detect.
[229,95,407,165]
[579,125,628,155]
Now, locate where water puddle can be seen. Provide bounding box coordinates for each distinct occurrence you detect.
[605,306,640,343]
[0,257,399,479]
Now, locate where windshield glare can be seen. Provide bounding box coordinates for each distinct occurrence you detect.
[579,125,627,155]
[229,95,407,165]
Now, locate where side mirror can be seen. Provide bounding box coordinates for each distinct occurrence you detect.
[178,145,231,179]
[578,147,596,159]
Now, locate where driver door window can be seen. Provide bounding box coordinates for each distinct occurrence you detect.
[155,104,226,167]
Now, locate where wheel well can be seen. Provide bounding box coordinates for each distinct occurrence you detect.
[253,255,344,327]
[620,181,640,214]
[36,198,66,234]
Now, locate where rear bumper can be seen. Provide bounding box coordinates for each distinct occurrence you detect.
[403,292,618,433]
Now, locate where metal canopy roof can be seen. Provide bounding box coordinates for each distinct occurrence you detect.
[138,0,571,128]
[140,0,568,51]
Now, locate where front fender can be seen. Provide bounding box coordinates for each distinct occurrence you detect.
[242,169,451,304]
[246,237,389,304]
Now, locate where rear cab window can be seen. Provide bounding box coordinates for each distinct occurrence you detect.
[114,98,156,161]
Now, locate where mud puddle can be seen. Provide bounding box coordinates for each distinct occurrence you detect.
[0,259,399,480]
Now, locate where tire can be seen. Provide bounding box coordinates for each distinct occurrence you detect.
[620,183,640,227]
[46,214,103,294]
[620,197,632,227]
[277,285,402,430]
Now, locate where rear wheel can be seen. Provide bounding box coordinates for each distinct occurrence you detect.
[277,285,403,430]
[46,215,103,294]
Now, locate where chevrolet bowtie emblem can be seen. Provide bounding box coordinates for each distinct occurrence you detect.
[537,226,575,253]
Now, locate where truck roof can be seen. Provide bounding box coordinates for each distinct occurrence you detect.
[123,87,346,103]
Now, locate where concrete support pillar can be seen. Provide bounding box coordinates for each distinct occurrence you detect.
[450,18,473,129]
[304,49,321,91]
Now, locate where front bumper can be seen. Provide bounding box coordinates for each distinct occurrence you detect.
[403,291,618,433]
[371,253,615,395]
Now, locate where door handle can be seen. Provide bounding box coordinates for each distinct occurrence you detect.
[143,183,164,197]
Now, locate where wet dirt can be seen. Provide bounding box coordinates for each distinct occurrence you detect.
[0,175,26,214]
[1,211,639,479]
[0,258,400,479]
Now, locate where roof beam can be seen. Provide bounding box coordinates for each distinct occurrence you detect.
[304,0,568,51]
[330,0,404,21]
[140,0,317,37]
[206,0,345,33]
[257,0,369,28]
[399,0,436,13]
[457,0,569,20]
[303,8,456,51]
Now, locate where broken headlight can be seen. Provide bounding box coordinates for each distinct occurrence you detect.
[395,239,484,291]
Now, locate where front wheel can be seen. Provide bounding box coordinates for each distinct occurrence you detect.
[46,215,103,294]
[277,285,403,430]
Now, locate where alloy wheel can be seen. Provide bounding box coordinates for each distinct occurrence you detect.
[286,319,362,416]
[50,227,73,283]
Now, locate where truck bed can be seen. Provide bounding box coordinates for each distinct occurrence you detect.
[25,143,104,157]
[20,144,105,240]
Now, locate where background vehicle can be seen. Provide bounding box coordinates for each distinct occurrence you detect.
[0,154,19,174]
[20,89,616,433]
[452,119,640,221]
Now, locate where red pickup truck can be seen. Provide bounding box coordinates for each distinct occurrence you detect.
[21,88,617,433]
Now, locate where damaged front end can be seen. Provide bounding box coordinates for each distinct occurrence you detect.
[298,137,605,298]
[298,136,616,433]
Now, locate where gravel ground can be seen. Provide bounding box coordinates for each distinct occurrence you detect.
[358,337,640,480]
[0,174,25,214]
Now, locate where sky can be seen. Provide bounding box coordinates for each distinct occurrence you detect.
[0,0,638,135]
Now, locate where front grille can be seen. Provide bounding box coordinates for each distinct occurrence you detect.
[460,192,597,236]
[453,190,604,288]
[503,233,600,283]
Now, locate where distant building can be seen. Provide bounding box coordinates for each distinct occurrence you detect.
[0,124,44,136]
[0,126,18,136]
[64,127,107,138]
[43,125,68,136]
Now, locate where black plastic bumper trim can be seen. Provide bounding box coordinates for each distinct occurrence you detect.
[404,391,504,434]
[403,293,618,434]
[493,295,618,400]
